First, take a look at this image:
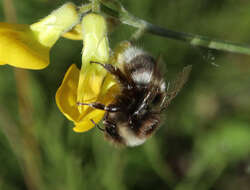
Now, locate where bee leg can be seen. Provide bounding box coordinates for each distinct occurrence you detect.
[90,119,105,132]
[90,61,133,89]
[77,102,120,112]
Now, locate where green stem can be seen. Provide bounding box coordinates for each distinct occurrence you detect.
[100,0,250,55]
[90,0,101,13]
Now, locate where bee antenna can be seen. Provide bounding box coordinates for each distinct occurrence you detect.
[90,119,105,132]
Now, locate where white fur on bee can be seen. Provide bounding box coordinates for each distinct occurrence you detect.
[119,125,146,147]
[122,47,145,63]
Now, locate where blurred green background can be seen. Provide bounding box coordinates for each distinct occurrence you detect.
[1,0,250,190]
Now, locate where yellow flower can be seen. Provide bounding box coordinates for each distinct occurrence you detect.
[77,13,110,113]
[56,13,119,132]
[0,2,80,69]
[56,64,119,132]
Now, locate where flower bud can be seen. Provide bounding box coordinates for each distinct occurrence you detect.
[30,2,80,47]
[77,13,110,113]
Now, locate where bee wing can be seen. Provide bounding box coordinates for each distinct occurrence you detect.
[163,65,192,108]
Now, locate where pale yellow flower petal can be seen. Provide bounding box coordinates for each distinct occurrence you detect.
[77,65,107,110]
[77,13,110,113]
[30,2,80,47]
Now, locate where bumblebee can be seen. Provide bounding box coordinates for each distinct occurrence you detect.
[78,42,191,146]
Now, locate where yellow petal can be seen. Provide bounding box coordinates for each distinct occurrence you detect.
[56,64,81,122]
[62,24,82,40]
[73,109,105,132]
[0,23,49,69]
[100,73,120,96]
